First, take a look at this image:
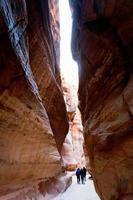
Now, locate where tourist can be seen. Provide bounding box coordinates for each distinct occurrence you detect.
[76,168,81,184]
[80,168,85,184]
[83,167,87,181]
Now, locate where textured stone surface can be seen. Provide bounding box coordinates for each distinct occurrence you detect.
[0,0,68,197]
[61,79,77,170]
[0,173,72,200]
[71,0,133,199]
[61,132,77,170]
[49,0,60,68]
[61,77,86,170]
[27,0,68,151]
[71,109,86,168]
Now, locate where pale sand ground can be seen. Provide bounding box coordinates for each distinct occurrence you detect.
[52,174,100,200]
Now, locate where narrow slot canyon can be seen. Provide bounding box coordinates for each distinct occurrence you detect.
[0,1,133,200]
[59,0,86,170]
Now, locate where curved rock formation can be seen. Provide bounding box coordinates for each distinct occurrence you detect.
[61,77,86,170]
[61,78,78,170]
[71,0,133,199]
[0,0,69,198]
[71,109,86,168]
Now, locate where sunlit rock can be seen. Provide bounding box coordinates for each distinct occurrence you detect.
[71,0,133,199]
[61,77,86,170]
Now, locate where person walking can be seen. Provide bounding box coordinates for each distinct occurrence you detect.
[76,168,81,184]
[80,168,85,184]
[83,167,87,181]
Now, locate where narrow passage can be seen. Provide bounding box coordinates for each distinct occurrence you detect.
[58,1,100,199]
[53,175,100,200]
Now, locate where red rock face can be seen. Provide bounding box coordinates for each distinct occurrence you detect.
[0,174,72,200]
[0,0,69,198]
[49,0,60,68]
[61,78,86,170]
[61,79,78,169]
[27,0,68,151]
[71,109,86,168]
[71,0,133,199]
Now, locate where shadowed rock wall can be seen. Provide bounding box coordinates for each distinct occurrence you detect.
[0,0,68,198]
[70,0,133,199]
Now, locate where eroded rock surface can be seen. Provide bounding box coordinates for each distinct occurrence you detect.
[0,173,72,200]
[61,77,86,170]
[71,0,133,199]
[0,0,68,198]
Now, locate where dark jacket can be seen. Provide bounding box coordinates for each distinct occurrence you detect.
[83,167,87,176]
[80,169,84,177]
[76,168,80,176]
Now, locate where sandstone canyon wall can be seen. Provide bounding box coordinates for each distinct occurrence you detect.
[71,0,133,199]
[0,0,69,199]
[61,77,86,170]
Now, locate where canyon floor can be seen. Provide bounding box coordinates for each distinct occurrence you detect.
[52,174,100,200]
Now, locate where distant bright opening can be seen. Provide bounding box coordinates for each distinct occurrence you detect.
[59,0,78,88]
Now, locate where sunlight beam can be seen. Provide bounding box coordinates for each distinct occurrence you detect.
[59,0,78,87]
